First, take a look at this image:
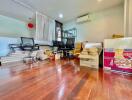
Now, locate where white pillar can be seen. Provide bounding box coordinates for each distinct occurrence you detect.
[124,0,129,37]
[124,0,132,37]
[128,0,132,37]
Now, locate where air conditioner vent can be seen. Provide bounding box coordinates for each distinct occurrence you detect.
[76,14,92,24]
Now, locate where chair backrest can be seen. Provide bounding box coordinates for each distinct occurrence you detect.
[21,37,35,47]
[52,40,58,47]
[66,38,75,49]
[58,41,65,48]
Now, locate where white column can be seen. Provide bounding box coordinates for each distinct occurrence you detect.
[128,0,132,37]
[124,0,132,37]
[124,0,129,37]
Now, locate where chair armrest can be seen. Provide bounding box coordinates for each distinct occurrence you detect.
[34,44,40,50]
[35,44,39,46]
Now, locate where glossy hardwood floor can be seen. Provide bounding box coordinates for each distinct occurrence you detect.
[0,59,132,100]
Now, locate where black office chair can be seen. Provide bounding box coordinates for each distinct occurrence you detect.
[65,38,75,59]
[20,37,39,63]
[66,38,75,49]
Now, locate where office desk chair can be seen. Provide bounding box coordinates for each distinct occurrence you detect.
[65,38,75,59]
[66,38,75,49]
[20,37,39,63]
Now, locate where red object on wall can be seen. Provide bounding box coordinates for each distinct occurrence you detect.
[28,23,34,28]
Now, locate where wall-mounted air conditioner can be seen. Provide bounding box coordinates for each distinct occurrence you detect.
[76,14,92,24]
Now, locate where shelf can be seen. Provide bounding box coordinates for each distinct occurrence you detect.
[63,28,77,41]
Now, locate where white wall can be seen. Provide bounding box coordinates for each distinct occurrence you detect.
[64,5,124,42]
[0,15,32,37]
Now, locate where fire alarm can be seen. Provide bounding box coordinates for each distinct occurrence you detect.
[28,23,34,28]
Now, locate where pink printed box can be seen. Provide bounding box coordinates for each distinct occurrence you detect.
[104,48,132,73]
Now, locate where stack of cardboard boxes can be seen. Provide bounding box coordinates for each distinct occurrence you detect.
[79,43,102,69]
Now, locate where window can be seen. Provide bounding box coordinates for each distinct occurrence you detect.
[55,21,63,41]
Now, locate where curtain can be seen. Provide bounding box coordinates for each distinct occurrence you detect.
[35,12,55,42]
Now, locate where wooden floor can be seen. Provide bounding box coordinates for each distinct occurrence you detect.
[0,59,132,100]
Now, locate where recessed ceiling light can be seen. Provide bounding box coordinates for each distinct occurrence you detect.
[59,13,63,18]
[97,0,103,2]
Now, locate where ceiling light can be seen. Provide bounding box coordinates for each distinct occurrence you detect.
[59,13,63,18]
[97,0,103,2]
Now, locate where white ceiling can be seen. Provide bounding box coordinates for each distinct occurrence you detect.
[0,0,123,23]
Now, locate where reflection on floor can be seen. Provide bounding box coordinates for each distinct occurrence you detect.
[0,59,132,100]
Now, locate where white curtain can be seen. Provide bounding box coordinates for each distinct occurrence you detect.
[35,12,55,42]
